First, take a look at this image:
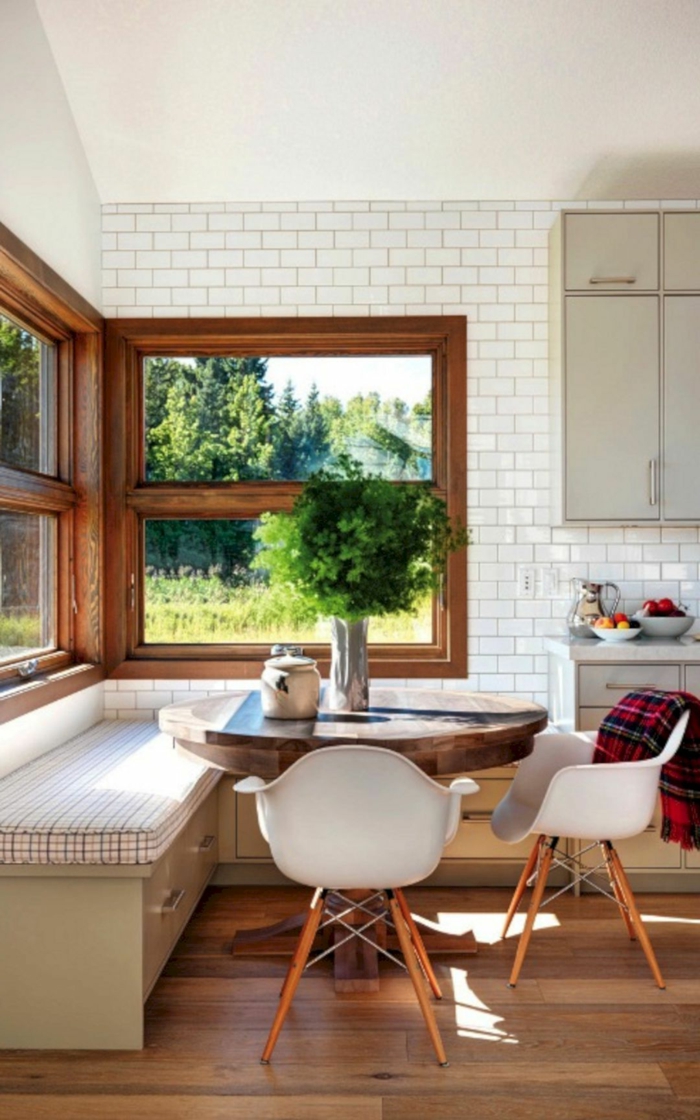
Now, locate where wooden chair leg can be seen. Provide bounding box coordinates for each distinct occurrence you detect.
[279,896,324,1000]
[261,889,325,1064]
[502,835,544,940]
[600,841,636,941]
[395,888,442,1000]
[508,837,556,988]
[387,894,449,1067]
[607,844,666,989]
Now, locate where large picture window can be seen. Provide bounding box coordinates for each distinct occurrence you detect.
[105,316,466,679]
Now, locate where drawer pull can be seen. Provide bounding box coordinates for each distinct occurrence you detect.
[162,888,186,913]
[199,834,216,851]
[589,276,636,284]
[462,811,492,821]
[605,682,661,690]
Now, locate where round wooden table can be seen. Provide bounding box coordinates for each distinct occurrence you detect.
[159,687,548,777]
[159,688,548,989]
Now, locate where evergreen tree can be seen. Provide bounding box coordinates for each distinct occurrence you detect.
[271,380,302,478]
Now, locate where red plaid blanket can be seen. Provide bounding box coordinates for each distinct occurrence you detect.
[593,690,700,850]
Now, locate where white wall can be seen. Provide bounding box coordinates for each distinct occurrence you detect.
[0,684,103,779]
[0,0,101,307]
[101,197,700,716]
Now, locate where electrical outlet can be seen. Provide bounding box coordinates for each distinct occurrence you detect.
[517,566,536,599]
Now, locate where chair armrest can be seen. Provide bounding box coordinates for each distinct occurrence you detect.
[233,776,267,794]
[445,779,480,845]
[449,778,480,797]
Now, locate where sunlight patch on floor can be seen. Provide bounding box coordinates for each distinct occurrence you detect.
[450,967,519,1043]
[640,913,700,925]
[434,910,560,945]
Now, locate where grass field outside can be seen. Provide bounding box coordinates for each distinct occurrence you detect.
[144,575,431,645]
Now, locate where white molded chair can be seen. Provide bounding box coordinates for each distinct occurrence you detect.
[491,710,690,989]
[234,744,479,1065]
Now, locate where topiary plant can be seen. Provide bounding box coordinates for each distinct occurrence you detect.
[253,454,468,623]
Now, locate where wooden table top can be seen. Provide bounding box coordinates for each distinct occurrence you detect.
[159,688,548,778]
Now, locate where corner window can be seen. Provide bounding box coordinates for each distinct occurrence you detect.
[0,250,102,706]
[105,316,466,678]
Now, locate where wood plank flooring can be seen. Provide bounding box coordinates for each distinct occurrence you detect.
[1,885,699,1119]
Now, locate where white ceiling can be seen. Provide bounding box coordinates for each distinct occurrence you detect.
[35,0,700,202]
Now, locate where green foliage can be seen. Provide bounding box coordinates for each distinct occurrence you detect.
[0,612,41,650]
[144,574,431,644]
[0,313,43,470]
[253,456,469,623]
[144,355,431,485]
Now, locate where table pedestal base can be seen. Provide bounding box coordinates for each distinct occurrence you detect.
[231,894,478,992]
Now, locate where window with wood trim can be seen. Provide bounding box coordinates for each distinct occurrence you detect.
[105,316,466,679]
[0,224,102,716]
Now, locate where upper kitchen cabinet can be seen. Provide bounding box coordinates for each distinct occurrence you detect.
[564,213,659,291]
[565,296,659,522]
[664,296,700,519]
[664,213,700,289]
[551,209,700,524]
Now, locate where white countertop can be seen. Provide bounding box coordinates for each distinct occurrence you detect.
[544,633,700,661]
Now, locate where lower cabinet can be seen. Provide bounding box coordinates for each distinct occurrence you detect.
[549,649,700,883]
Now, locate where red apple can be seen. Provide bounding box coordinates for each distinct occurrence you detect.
[657,597,675,615]
[643,599,660,616]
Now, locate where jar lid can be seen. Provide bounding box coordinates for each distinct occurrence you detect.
[264,654,317,671]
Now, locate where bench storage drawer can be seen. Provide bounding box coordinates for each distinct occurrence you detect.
[143,790,218,995]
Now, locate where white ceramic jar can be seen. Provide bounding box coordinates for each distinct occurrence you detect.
[260,654,321,720]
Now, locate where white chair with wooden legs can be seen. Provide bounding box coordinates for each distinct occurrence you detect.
[234,744,479,1066]
[491,711,690,990]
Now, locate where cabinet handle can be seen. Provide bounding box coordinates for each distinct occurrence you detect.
[199,834,216,851]
[649,458,658,506]
[461,810,492,821]
[605,682,660,690]
[589,276,637,284]
[162,888,186,913]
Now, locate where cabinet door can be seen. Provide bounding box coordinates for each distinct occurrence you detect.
[664,213,700,289]
[565,296,659,521]
[664,297,700,519]
[565,213,659,291]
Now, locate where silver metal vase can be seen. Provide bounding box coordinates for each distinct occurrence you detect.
[327,616,369,711]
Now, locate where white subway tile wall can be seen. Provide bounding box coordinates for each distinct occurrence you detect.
[102,199,700,716]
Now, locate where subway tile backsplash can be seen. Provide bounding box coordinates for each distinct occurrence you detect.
[102,198,700,715]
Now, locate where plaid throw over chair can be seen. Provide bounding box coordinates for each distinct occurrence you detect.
[594,689,700,851]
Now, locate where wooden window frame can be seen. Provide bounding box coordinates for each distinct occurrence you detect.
[0,223,103,722]
[105,315,467,680]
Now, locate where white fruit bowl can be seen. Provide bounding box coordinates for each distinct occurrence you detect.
[593,627,642,642]
[638,615,694,638]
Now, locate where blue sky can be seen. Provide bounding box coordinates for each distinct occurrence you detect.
[265,355,431,405]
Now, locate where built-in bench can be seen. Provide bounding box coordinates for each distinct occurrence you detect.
[0,720,221,1050]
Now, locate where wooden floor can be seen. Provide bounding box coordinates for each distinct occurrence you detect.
[1,885,700,1119]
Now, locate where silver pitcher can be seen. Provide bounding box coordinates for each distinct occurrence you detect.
[567,578,621,639]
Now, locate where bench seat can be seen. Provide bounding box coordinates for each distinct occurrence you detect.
[0,720,220,865]
[0,719,222,1050]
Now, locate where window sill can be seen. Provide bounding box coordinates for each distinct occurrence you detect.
[109,656,465,681]
[0,663,105,725]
